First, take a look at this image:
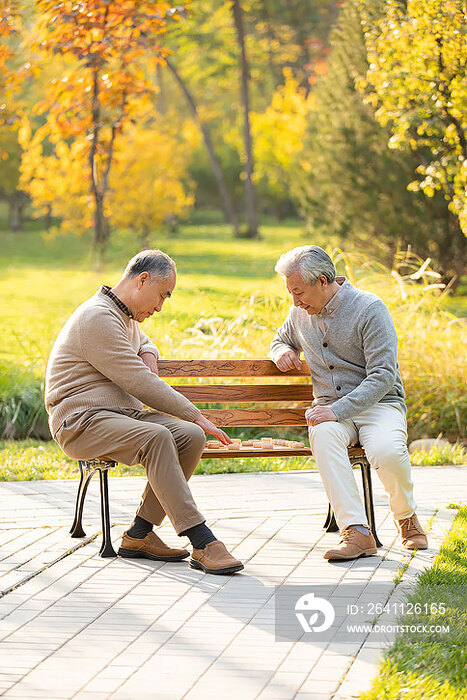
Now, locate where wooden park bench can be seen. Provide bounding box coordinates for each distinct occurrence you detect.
[70,359,382,557]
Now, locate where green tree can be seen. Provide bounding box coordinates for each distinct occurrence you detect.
[247,0,340,95]
[165,57,240,236]
[231,0,258,237]
[162,1,341,226]
[296,0,465,283]
[361,0,467,237]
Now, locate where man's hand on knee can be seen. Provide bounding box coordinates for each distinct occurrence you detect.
[306,406,337,426]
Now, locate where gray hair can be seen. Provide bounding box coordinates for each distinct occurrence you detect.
[275,245,336,285]
[124,249,176,280]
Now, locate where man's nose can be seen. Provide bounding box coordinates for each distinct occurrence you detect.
[292,295,302,307]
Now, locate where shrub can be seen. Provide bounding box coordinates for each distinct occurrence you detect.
[0,362,48,439]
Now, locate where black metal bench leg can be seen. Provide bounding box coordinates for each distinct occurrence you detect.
[98,468,117,558]
[361,460,383,547]
[70,461,94,538]
[323,503,339,532]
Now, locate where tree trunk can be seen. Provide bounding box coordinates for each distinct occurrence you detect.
[93,193,110,270]
[139,225,150,249]
[259,0,282,88]
[8,197,19,231]
[156,63,166,115]
[89,67,112,268]
[45,204,52,230]
[89,67,116,269]
[438,212,467,292]
[231,0,259,238]
[8,193,24,232]
[165,59,240,237]
[17,195,24,231]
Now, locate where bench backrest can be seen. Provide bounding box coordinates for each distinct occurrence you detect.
[158,359,312,427]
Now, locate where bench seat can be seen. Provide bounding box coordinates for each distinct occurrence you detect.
[201,445,366,459]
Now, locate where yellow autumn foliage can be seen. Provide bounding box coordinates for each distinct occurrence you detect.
[109,115,199,235]
[19,112,199,236]
[250,69,314,198]
[20,122,93,234]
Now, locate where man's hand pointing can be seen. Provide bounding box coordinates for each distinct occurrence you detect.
[194,414,233,445]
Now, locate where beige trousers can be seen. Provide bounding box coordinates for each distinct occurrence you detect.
[308,403,416,530]
[55,408,206,534]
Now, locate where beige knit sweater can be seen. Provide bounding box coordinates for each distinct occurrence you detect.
[45,288,201,437]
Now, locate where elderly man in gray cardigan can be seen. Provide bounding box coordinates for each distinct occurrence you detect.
[270,245,427,561]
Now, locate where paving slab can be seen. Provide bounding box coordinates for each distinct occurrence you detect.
[0,465,465,699]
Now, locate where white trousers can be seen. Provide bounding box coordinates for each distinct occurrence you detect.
[308,403,416,530]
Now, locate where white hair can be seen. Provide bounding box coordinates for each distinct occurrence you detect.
[275,245,336,284]
[124,249,176,280]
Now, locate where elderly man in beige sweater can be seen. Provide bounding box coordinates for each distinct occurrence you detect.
[45,249,243,575]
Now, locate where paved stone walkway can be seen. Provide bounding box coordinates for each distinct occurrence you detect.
[0,466,464,699]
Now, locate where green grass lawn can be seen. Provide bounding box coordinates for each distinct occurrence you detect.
[0,214,316,369]
[0,438,464,482]
[3,212,463,373]
[0,208,465,451]
[361,505,467,699]
[0,438,316,480]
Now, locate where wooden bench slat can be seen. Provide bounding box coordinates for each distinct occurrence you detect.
[202,447,312,458]
[202,408,307,426]
[158,359,309,377]
[201,446,366,459]
[172,384,312,402]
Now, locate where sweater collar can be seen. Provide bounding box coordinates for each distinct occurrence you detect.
[317,276,348,317]
[99,285,134,319]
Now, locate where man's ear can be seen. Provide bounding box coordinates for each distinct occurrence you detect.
[138,272,150,288]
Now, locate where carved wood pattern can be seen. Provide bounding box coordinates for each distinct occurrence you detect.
[201,408,307,426]
[172,384,312,402]
[158,359,310,377]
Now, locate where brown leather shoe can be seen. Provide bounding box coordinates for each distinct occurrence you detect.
[190,540,244,575]
[118,531,189,561]
[324,527,378,561]
[396,513,428,550]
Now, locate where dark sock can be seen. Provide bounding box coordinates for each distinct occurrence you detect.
[127,515,153,539]
[180,522,216,550]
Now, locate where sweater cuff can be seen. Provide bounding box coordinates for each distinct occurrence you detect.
[138,343,159,359]
[270,342,293,365]
[182,405,202,422]
[330,399,353,422]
